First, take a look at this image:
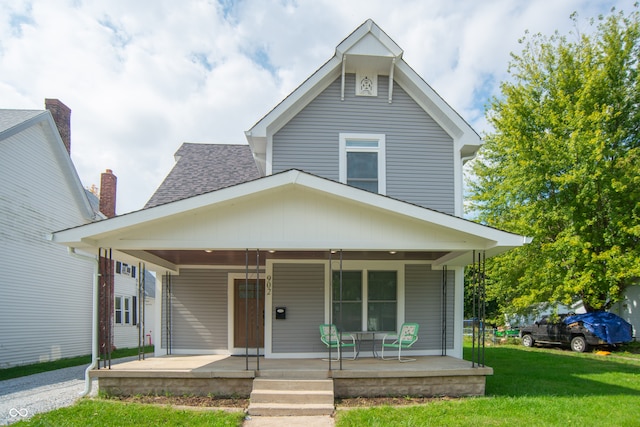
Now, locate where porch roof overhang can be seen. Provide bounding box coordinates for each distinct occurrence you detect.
[51,170,530,272]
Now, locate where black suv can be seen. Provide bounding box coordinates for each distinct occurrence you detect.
[519,312,632,352]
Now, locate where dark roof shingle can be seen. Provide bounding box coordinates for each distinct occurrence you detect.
[144,143,261,208]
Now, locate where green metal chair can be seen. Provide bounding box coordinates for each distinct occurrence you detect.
[319,324,356,361]
[381,323,420,362]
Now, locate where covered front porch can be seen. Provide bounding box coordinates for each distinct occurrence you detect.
[92,354,492,398]
[51,170,527,398]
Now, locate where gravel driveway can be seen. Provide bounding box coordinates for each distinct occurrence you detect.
[0,358,139,425]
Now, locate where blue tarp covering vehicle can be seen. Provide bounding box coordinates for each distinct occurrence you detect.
[520,311,633,352]
[564,312,633,345]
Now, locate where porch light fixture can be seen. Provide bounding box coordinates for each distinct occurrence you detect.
[204,249,213,253]
[389,251,397,255]
[268,250,276,253]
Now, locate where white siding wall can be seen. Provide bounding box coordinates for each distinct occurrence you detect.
[611,285,639,339]
[113,268,139,349]
[113,266,156,349]
[0,124,93,368]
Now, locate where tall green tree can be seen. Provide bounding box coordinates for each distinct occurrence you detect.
[469,8,640,314]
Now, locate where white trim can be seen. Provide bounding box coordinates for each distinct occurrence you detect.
[453,149,463,217]
[52,170,527,259]
[452,266,464,358]
[339,133,386,195]
[114,295,133,326]
[327,259,404,332]
[266,135,273,175]
[154,280,163,357]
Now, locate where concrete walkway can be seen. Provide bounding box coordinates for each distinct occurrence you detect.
[243,415,335,426]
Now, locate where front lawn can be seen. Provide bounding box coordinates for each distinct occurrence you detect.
[336,343,640,426]
[11,399,244,427]
[10,343,640,426]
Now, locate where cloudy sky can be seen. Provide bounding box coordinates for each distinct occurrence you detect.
[0,0,629,214]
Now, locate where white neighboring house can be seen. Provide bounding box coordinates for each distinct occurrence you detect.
[611,285,639,340]
[0,100,155,368]
[0,102,99,368]
[113,260,156,349]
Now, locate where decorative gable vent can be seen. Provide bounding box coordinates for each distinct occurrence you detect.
[356,72,377,97]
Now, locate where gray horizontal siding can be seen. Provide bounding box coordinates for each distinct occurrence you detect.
[273,74,455,214]
[271,263,325,354]
[161,270,228,351]
[404,264,455,350]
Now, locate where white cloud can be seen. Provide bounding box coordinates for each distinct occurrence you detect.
[0,0,629,213]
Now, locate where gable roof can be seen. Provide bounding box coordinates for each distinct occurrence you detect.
[0,108,98,222]
[53,169,529,270]
[245,19,482,175]
[0,109,45,134]
[144,143,261,209]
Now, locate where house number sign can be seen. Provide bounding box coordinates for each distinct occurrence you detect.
[266,275,272,295]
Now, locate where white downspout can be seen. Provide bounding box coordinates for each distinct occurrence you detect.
[68,247,99,397]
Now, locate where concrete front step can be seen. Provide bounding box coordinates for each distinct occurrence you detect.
[252,378,334,391]
[251,389,334,405]
[257,370,329,380]
[248,378,335,416]
[248,403,335,416]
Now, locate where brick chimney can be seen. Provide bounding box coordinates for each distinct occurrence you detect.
[44,99,71,155]
[99,169,117,218]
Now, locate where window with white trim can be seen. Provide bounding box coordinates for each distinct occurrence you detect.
[339,133,386,194]
[115,296,134,325]
[332,270,397,332]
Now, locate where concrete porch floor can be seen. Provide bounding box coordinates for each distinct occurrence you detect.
[92,355,493,398]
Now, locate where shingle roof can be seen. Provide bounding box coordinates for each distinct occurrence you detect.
[144,143,261,208]
[0,109,45,134]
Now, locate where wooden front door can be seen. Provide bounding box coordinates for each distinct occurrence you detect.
[234,279,265,348]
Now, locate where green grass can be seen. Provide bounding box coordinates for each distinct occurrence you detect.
[0,346,154,381]
[8,343,640,426]
[11,399,244,427]
[336,343,640,427]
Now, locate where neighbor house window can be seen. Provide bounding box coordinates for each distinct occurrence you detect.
[332,270,397,332]
[339,133,386,194]
[115,297,122,324]
[115,296,133,325]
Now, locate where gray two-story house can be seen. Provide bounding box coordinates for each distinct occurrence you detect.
[52,20,529,399]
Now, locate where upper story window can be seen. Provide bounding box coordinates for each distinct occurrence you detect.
[339,133,386,194]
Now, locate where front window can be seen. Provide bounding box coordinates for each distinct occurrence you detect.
[332,270,397,332]
[339,133,386,194]
[367,271,397,332]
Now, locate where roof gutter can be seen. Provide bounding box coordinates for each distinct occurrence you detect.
[67,247,99,397]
